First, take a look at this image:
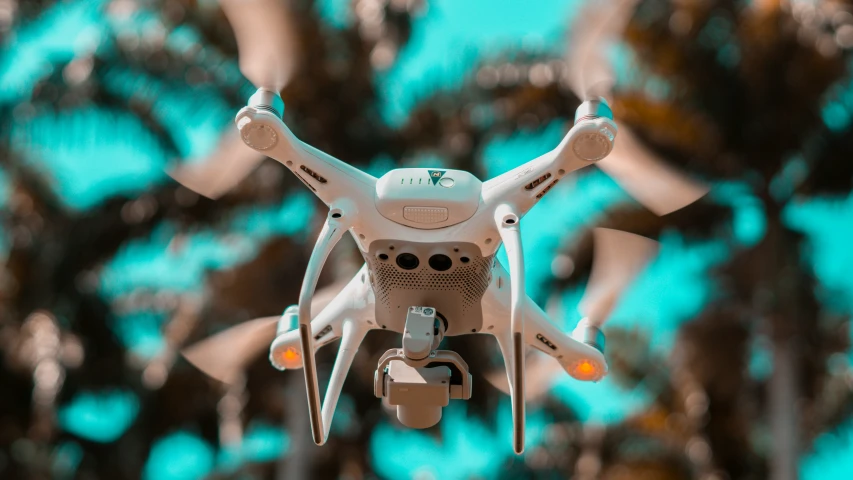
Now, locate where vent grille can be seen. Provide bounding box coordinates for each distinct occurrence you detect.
[525,172,552,191]
[536,179,559,199]
[367,255,493,315]
[300,165,328,184]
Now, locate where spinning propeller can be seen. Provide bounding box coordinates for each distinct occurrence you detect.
[169,0,300,199]
[566,0,709,216]
[182,280,344,384]
[486,228,659,400]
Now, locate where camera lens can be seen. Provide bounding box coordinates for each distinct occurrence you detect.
[428,254,452,271]
[396,253,420,270]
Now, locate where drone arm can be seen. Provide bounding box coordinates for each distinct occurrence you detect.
[484,261,608,390]
[494,205,526,455]
[524,298,608,382]
[298,207,357,446]
[235,107,376,206]
[482,120,614,218]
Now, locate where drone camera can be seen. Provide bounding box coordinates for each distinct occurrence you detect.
[374,306,472,429]
[385,361,451,429]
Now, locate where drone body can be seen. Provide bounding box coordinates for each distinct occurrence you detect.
[181,0,706,457]
[238,92,615,452]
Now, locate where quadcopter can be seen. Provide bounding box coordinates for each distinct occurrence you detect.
[181,0,706,454]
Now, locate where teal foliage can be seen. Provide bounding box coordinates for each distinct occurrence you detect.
[51,441,84,479]
[0,166,8,208]
[369,401,550,479]
[377,0,584,125]
[316,0,353,29]
[784,193,853,314]
[110,310,169,360]
[58,389,140,443]
[239,422,290,462]
[800,420,853,480]
[143,431,215,480]
[748,335,773,381]
[769,156,809,202]
[587,234,729,351]
[101,67,235,162]
[0,0,109,103]
[821,101,851,132]
[100,193,314,354]
[551,375,653,424]
[228,191,317,242]
[10,107,169,210]
[712,181,767,247]
[330,394,358,437]
[218,421,290,470]
[100,222,258,297]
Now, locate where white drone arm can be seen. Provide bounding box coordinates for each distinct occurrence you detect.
[524,299,607,381]
[494,204,526,454]
[482,116,616,218]
[483,261,608,398]
[235,103,376,206]
[297,205,357,445]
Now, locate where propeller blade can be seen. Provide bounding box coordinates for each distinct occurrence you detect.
[565,0,638,101]
[579,228,659,327]
[485,353,561,403]
[182,280,346,383]
[183,315,279,383]
[565,0,709,214]
[598,127,710,215]
[221,0,299,91]
[168,129,266,199]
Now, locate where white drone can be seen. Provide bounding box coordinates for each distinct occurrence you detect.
[180,0,706,454]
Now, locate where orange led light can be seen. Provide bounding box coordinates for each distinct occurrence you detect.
[569,359,601,381]
[283,347,299,361]
[577,361,595,375]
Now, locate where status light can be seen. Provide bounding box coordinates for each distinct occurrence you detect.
[278,347,302,369]
[569,359,601,381]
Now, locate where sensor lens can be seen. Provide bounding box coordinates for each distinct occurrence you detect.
[428,254,452,271]
[396,253,420,270]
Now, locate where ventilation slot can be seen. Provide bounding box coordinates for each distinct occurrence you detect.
[300,165,328,184]
[525,172,552,191]
[536,179,559,199]
[314,325,333,341]
[536,333,557,350]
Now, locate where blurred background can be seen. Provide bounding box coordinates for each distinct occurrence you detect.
[2,0,853,478]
